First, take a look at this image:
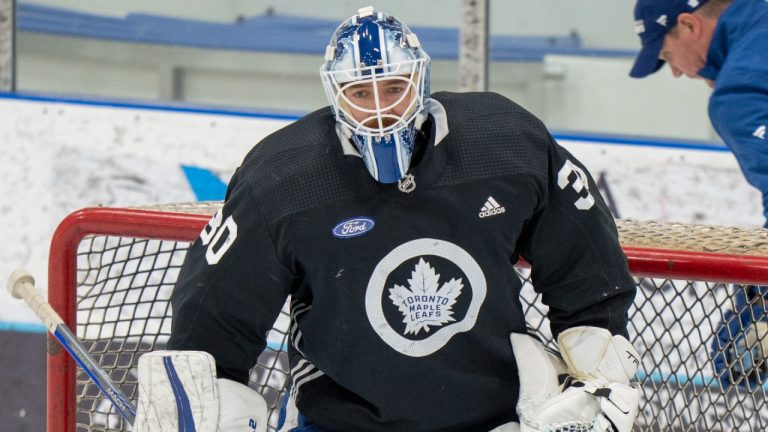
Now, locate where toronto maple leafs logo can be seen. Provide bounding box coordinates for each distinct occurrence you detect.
[365,238,487,357]
[388,258,463,335]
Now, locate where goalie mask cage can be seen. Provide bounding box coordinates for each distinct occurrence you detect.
[47,203,768,432]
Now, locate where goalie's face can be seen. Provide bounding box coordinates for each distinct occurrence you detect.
[339,75,419,133]
[319,8,431,184]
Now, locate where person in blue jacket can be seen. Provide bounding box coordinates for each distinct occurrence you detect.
[630,0,768,390]
[630,0,768,226]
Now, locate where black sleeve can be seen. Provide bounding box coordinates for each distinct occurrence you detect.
[167,169,294,384]
[517,134,636,338]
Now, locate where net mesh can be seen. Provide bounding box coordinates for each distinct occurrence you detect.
[72,234,290,431]
[56,204,768,431]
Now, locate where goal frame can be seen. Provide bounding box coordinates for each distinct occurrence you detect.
[46,206,768,432]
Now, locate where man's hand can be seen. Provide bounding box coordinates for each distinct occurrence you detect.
[712,303,768,389]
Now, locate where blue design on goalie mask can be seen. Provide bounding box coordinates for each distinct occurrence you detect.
[320,7,431,184]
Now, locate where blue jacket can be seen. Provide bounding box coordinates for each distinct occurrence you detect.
[698,0,768,226]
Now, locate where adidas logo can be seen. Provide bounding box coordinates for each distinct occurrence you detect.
[479,196,506,218]
[656,14,668,27]
[754,125,766,140]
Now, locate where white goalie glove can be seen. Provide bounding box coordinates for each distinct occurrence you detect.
[133,350,269,432]
[510,327,641,432]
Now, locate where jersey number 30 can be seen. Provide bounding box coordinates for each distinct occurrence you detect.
[200,209,238,265]
[557,160,595,211]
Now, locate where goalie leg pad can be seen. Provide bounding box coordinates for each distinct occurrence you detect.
[135,350,220,432]
[134,350,269,432]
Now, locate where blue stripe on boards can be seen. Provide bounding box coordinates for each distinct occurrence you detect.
[267,340,289,352]
[163,356,197,432]
[0,92,730,152]
[181,165,227,201]
[636,369,768,390]
[552,131,728,152]
[0,321,47,333]
[0,92,303,121]
[0,321,289,352]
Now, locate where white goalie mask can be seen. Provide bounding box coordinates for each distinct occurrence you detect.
[320,7,431,184]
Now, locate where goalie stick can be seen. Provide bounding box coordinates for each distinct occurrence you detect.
[7,269,137,425]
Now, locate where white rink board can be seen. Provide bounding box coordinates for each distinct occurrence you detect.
[0,96,287,323]
[0,95,762,324]
[561,138,762,227]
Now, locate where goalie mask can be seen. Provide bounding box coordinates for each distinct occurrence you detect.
[320,7,431,184]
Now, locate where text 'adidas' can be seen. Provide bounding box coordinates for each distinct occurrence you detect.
[479,196,506,218]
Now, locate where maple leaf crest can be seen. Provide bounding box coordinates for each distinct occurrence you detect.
[388,258,463,335]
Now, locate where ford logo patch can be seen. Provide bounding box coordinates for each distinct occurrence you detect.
[332,217,375,238]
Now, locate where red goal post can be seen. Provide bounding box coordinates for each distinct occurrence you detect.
[48,205,214,432]
[47,203,768,432]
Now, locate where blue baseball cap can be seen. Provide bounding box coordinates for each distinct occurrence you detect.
[630,0,709,78]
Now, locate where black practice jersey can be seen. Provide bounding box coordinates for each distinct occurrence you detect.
[168,92,636,432]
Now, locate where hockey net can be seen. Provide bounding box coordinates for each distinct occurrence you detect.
[47,203,768,432]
